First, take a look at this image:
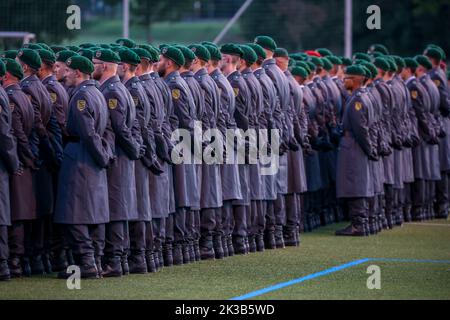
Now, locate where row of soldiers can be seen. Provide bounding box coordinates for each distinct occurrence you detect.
[0,36,449,281]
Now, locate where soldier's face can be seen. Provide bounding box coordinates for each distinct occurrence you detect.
[64,68,77,87]
[53,62,66,82]
[343,76,355,90]
[157,57,168,77]
[117,63,125,79]
[92,59,105,80]
[275,57,288,71]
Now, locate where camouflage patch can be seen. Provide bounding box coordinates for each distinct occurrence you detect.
[108,98,118,110]
[77,100,86,111]
[355,101,362,111]
[411,90,418,100]
[233,87,239,97]
[172,89,181,100]
[50,92,57,104]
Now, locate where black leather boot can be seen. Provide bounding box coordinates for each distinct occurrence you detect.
[283,230,297,247]
[221,236,229,257]
[95,256,103,277]
[102,256,123,277]
[227,236,234,256]
[200,236,215,260]
[128,254,148,274]
[213,235,224,259]
[43,253,52,274]
[0,260,10,281]
[232,236,247,255]
[8,256,22,278]
[264,231,276,249]
[172,243,183,266]
[193,240,201,261]
[182,243,191,264]
[274,226,285,249]
[51,250,68,273]
[256,234,265,252]
[121,255,129,275]
[163,243,173,267]
[22,257,31,277]
[30,255,45,275]
[188,242,196,263]
[146,252,157,273]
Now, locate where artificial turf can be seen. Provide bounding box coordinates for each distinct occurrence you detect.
[1,220,449,300]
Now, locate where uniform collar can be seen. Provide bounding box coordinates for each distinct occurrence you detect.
[194,68,208,77]
[99,75,120,91]
[405,76,415,85]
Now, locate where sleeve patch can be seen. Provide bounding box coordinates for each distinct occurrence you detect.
[77,100,86,111]
[50,92,57,104]
[411,90,418,100]
[354,101,362,111]
[108,98,118,110]
[233,87,239,97]
[172,89,181,100]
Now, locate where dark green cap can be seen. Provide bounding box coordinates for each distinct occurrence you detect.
[345,65,366,77]
[55,50,78,63]
[316,48,333,57]
[274,48,289,58]
[99,44,111,49]
[384,57,397,72]
[295,61,311,73]
[415,55,432,70]
[327,55,342,65]
[391,55,405,69]
[160,46,185,67]
[50,45,67,53]
[1,50,18,59]
[254,35,277,52]
[0,59,5,77]
[291,66,308,78]
[37,43,51,51]
[66,55,94,75]
[189,44,211,62]
[424,47,443,61]
[306,61,316,72]
[310,56,323,67]
[175,45,196,63]
[220,44,243,57]
[321,57,333,71]
[37,49,56,65]
[361,62,378,78]
[131,48,151,61]
[22,43,42,50]
[3,58,23,79]
[340,56,352,66]
[404,57,419,69]
[373,57,390,72]
[240,45,258,65]
[66,45,80,52]
[78,49,95,61]
[116,38,136,48]
[353,52,371,62]
[425,44,446,60]
[360,65,371,78]
[204,44,222,61]
[288,59,296,68]
[139,45,159,63]
[79,43,96,49]
[94,49,120,64]
[368,44,389,55]
[118,48,141,66]
[371,51,383,58]
[17,48,42,70]
[201,41,217,48]
[247,43,266,60]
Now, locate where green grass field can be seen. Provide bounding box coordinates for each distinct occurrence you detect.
[1,220,449,300]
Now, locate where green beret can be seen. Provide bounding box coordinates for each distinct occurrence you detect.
[340,56,352,66]
[321,57,333,71]
[220,43,243,57]
[327,55,342,66]
[50,45,67,53]
[37,49,56,65]
[204,44,222,61]
[361,62,378,78]
[116,38,136,49]
[306,61,316,72]
[316,48,333,57]
[98,44,111,49]
[66,55,94,75]
[345,65,366,77]
[374,57,390,72]
[110,43,120,48]
[288,59,296,68]
[66,45,80,52]
[384,57,397,72]
[201,41,217,49]
[159,44,169,51]
[131,48,151,61]
[78,49,95,61]
[94,49,120,64]
[175,45,196,63]
[310,56,323,67]
[1,50,18,59]
[3,58,23,80]
[37,43,52,51]
[371,51,383,58]
[353,52,371,62]
[415,55,432,70]
[274,48,289,58]
[247,43,266,60]
[138,45,159,63]
[254,35,277,52]
[404,57,419,70]
[188,44,211,62]
[368,44,389,55]
[23,43,42,50]
[55,50,78,63]
[295,61,311,73]
[360,65,371,78]
[118,48,141,66]
[79,43,96,49]
[17,48,42,70]
[238,45,257,65]
[425,44,446,60]
[160,46,185,67]
[391,56,405,69]
[0,59,5,77]
[424,47,443,61]
[291,66,308,78]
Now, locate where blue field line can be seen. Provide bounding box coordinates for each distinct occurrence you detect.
[230,257,450,300]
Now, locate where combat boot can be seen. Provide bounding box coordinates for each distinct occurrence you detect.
[95,256,103,277]
[21,257,31,277]
[232,236,247,255]
[248,235,257,253]
[146,252,157,273]
[51,250,68,273]
[163,243,173,267]
[0,260,11,281]
[42,253,52,274]
[182,243,191,264]
[200,236,215,260]
[30,255,45,275]
[213,235,225,259]
[256,233,265,252]
[368,217,377,235]
[274,226,285,248]
[335,224,365,236]
[188,241,196,263]
[283,230,297,247]
[227,236,235,256]
[101,256,123,277]
[193,240,201,261]
[121,255,129,275]
[221,236,229,257]
[8,257,22,278]
[172,243,183,265]
[80,256,100,279]
[128,254,147,274]
[403,205,412,222]
[264,231,276,249]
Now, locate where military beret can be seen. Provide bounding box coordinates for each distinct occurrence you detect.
[316,48,333,57]
[78,48,95,61]
[116,38,136,48]
[424,47,443,61]
[220,43,243,57]
[175,45,196,63]
[321,57,333,71]
[371,51,383,58]
[23,43,42,50]
[189,44,211,62]
[353,52,371,62]
[274,48,289,58]
[391,56,405,69]
[55,50,78,63]
[340,56,353,66]
[305,50,321,57]
[66,45,80,52]
[368,44,389,55]
[37,49,56,65]
[384,57,397,72]
[415,55,432,70]
[1,50,18,59]
[204,44,222,61]
[327,55,342,66]
[425,44,446,60]
[201,41,218,49]
[295,61,311,73]
[360,65,372,78]
[37,43,52,51]
[288,59,296,68]
[289,53,303,61]
[110,43,120,48]
[247,43,266,60]
[361,62,378,79]
[159,44,169,51]
[3,58,24,80]
[239,45,257,65]
[131,48,151,61]
[345,65,366,77]
[94,49,120,64]
[66,55,94,75]
[306,61,316,72]
[310,56,323,67]
[374,57,390,72]
[0,59,5,77]
[118,48,141,66]
[291,66,308,78]
[17,48,42,70]
[254,35,277,52]
[79,43,96,49]
[161,46,185,67]
[98,44,111,49]
[50,45,67,53]
[404,57,419,69]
